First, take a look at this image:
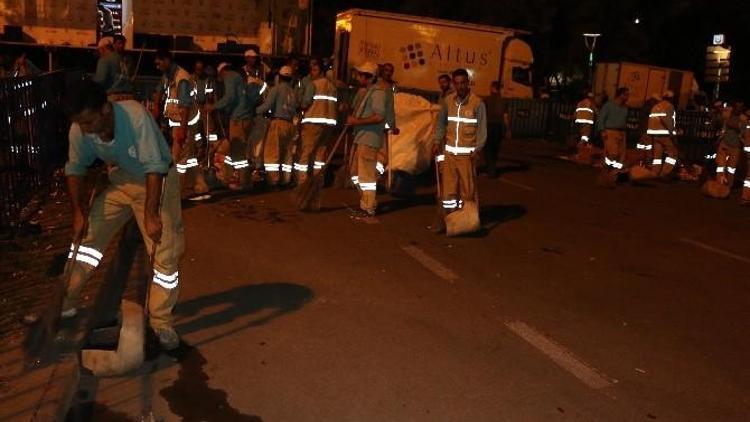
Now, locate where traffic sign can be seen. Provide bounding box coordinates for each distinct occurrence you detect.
[713,34,725,45]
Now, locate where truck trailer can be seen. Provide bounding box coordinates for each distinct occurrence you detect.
[594,62,696,109]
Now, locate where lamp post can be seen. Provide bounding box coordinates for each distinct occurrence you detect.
[583,33,601,87]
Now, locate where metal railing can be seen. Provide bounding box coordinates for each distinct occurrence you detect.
[0,70,83,228]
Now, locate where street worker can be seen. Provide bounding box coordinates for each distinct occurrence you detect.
[648,90,679,179]
[296,59,338,185]
[93,36,134,102]
[241,48,269,98]
[485,81,510,177]
[573,91,596,164]
[256,65,299,188]
[61,79,183,350]
[153,49,208,197]
[346,62,386,217]
[714,102,745,189]
[596,87,630,188]
[742,109,750,205]
[206,63,253,190]
[434,68,487,216]
[438,74,454,103]
[636,94,660,162]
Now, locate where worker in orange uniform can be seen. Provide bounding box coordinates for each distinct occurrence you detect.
[648,90,679,179]
[714,103,745,189]
[741,109,750,205]
[574,91,596,164]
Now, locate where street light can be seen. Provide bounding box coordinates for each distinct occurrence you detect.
[583,33,601,86]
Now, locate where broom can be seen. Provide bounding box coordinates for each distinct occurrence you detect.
[296,126,349,211]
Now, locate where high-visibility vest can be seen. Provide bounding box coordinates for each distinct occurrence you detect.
[444,92,483,155]
[647,100,676,136]
[164,66,200,127]
[243,65,268,97]
[301,77,337,126]
[574,98,595,125]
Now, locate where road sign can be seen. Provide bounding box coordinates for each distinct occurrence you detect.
[713,34,724,45]
[705,45,730,83]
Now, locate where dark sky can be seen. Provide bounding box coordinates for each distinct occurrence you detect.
[312,0,749,99]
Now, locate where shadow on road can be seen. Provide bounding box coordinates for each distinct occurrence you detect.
[174,282,314,345]
[377,193,436,216]
[495,158,532,176]
[160,344,263,422]
[453,204,527,238]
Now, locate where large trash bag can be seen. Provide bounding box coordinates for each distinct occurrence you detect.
[701,179,730,199]
[446,201,481,236]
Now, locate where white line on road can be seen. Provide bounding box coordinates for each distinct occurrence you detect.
[679,238,750,264]
[504,320,616,390]
[499,177,535,191]
[401,245,459,283]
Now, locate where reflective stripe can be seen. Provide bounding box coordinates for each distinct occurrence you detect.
[705,153,717,160]
[233,160,249,169]
[204,88,214,93]
[436,154,445,162]
[442,200,458,210]
[384,122,390,129]
[259,82,267,95]
[69,244,102,267]
[716,166,725,173]
[646,129,671,135]
[605,157,624,169]
[447,116,478,124]
[265,164,280,172]
[664,157,677,165]
[313,95,338,102]
[294,163,309,171]
[580,135,590,142]
[194,133,203,141]
[445,144,475,155]
[652,159,663,165]
[575,107,594,113]
[351,176,359,185]
[376,162,385,175]
[636,143,653,150]
[224,156,233,165]
[575,119,595,125]
[744,180,750,188]
[176,164,188,173]
[300,117,337,125]
[313,161,325,170]
[649,112,668,117]
[359,182,377,191]
[153,270,179,289]
[744,147,750,153]
[208,134,219,141]
[168,110,201,127]
[281,164,293,173]
[727,167,736,174]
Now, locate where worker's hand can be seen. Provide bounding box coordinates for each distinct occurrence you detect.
[72,210,86,241]
[145,212,163,244]
[346,115,358,126]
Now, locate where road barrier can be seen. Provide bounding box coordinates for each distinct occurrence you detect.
[1,70,84,228]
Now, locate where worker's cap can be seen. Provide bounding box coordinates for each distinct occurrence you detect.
[354,61,378,76]
[662,90,674,99]
[217,62,231,74]
[244,49,258,58]
[279,65,293,77]
[97,37,114,48]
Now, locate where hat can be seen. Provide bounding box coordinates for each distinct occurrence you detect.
[354,61,378,76]
[662,90,674,99]
[244,49,258,58]
[97,37,113,48]
[279,65,293,77]
[217,62,230,74]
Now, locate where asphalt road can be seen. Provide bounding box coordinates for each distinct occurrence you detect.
[92,139,749,421]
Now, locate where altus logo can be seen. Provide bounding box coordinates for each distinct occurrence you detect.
[400,43,427,70]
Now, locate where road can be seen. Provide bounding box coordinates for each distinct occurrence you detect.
[91,139,749,421]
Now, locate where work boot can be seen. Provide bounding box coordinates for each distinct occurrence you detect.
[155,326,180,350]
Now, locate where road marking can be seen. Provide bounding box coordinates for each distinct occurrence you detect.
[499,177,535,191]
[401,245,459,283]
[504,321,615,390]
[679,238,750,264]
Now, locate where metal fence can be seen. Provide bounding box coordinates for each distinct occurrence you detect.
[0,70,83,228]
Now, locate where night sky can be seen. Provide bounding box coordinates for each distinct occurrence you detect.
[313,0,749,100]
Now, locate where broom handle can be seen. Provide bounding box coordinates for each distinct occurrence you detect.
[323,125,350,167]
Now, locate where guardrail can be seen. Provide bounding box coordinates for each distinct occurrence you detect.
[0,70,83,228]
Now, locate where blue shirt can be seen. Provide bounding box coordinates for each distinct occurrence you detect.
[213,70,251,120]
[597,100,629,131]
[65,101,172,179]
[255,81,298,121]
[352,85,386,149]
[93,51,133,94]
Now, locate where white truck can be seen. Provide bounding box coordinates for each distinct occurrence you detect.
[333,9,534,98]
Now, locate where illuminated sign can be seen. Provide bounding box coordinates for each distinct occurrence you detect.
[713,34,724,45]
[98,0,123,37]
